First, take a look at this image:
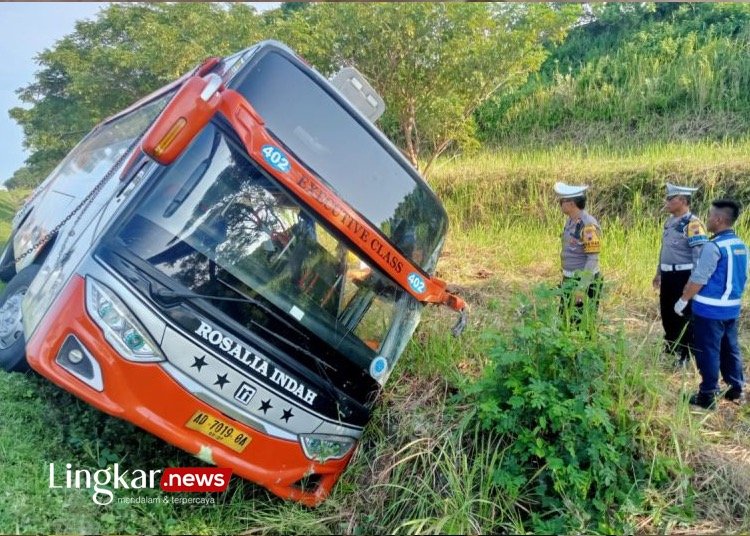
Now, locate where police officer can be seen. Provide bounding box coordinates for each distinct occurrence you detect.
[555,182,603,319]
[652,183,708,366]
[674,199,747,408]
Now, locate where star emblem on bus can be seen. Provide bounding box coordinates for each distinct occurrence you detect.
[259,399,272,414]
[191,355,208,372]
[281,408,294,422]
[214,373,230,389]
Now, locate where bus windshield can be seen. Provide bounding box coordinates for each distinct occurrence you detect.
[231,50,447,273]
[115,122,415,372]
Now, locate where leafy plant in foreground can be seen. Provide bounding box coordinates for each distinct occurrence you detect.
[470,285,650,533]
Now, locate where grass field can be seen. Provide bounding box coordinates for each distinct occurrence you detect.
[0,140,749,533]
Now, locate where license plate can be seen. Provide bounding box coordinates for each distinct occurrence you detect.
[185,410,251,453]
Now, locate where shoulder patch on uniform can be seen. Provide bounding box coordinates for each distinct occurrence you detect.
[686,219,708,246]
[582,223,601,254]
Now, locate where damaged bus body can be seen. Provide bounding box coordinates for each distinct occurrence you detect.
[0,41,465,505]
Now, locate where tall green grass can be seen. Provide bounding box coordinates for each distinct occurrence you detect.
[428,142,750,316]
[429,146,750,533]
[477,4,750,148]
[0,190,29,245]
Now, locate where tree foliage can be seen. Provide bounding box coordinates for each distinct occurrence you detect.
[7,2,580,187]
[8,2,266,188]
[274,3,580,173]
[11,3,750,187]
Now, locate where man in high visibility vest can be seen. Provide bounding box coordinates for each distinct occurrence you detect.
[675,199,747,409]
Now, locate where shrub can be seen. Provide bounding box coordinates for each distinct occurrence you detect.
[469,284,649,533]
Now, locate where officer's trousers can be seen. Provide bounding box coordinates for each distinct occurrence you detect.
[659,269,693,360]
[561,273,602,325]
[692,314,745,394]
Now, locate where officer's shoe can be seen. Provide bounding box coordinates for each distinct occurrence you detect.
[688,392,718,410]
[725,387,746,404]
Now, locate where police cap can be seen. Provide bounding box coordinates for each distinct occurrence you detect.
[554,182,589,199]
[666,182,699,198]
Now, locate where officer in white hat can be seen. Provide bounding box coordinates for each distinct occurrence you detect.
[653,182,708,365]
[555,182,603,320]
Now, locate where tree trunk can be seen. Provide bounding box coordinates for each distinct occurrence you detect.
[421,137,454,179]
[401,101,419,169]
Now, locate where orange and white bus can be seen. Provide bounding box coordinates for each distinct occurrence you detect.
[0,40,465,505]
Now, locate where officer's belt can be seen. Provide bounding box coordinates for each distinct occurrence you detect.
[562,269,600,278]
[660,263,693,272]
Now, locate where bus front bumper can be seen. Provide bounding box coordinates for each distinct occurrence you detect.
[26,274,352,506]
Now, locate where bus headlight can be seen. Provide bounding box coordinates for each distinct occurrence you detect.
[299,434,356,463]
[85,277,164,362]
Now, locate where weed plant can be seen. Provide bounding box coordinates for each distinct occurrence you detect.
[469,285,673,533]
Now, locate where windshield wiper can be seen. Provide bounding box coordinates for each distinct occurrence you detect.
[149,286,308,340]
[252,320,349,420]
[249,319,335,373]
[151,285,349,417]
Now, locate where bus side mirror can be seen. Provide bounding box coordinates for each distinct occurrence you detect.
[142,73,223,165]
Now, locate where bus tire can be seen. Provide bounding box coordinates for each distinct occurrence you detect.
[0,263,41,373]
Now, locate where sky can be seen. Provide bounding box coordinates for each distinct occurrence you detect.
[0,2,279,185]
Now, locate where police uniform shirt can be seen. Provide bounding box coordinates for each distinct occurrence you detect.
[561,211,601,273]
[657,213,708,272]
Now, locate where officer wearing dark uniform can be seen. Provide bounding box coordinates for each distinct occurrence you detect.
[652,183,708,365]
[555,182,602,320]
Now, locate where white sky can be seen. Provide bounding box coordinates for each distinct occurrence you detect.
[0,2,280,185]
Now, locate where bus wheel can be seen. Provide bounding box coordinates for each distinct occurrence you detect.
[0,264,40,372]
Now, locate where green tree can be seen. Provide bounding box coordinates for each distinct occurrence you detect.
[9,2,265,188]
[9,2,579,187]
[273,3,581,175]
